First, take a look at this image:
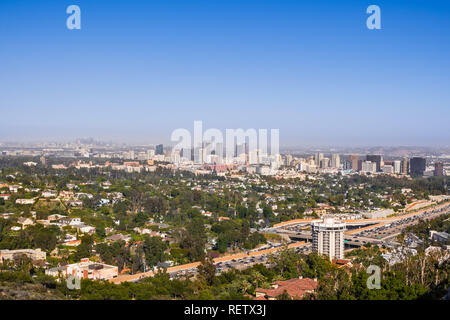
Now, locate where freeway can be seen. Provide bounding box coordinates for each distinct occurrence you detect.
[275,202,450,248]
[111,201,449,284]
[272,201,450,229]
[110,241,307,284]
[354,204,450,241]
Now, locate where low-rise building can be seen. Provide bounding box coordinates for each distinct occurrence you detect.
[46,258,118,280]
[107,234,131,243]
[0,248,46,263]
[15,198,35,205]
[430,231,450,243]
[42,190,57,198]
[0,194,11,200]
[0,213,14,219]
[17,217,34,228]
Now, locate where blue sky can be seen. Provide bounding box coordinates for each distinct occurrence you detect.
[0,0,449,146]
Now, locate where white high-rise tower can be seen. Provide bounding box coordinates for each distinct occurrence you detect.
[312,217,346,260]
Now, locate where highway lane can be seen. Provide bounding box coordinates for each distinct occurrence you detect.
[272,201,450,229]
[110,241,308,284]
[111,202,449,284]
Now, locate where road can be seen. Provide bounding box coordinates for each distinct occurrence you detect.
[110,241,308,284]
[111,201,449,284]
[272,201,450,229]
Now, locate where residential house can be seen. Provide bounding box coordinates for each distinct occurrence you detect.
[66,200,83,207]
[79,225,96,234]
[8,185,22,193]
[42,190,58,198]
[255,278,318,300]
[48,214,66,221]
[59,217,82,226]
[59,190,74,200]
[17,217,34,228]
[107,234,131,243]
[16,198,35,205]
[0,194,11,200]
[64,240,82,247]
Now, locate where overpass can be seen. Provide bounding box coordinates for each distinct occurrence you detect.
[272,202,450,229]
[275,229,372,248]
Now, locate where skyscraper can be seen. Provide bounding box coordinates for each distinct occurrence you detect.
[349,154,359,172]
[315,153,323,167]
[343,160,352,170]
[434,162,444,176]
[320,158,330,168]
[362,161,377,173]
[331,154,340,168]
[155,144,164,155]
[147,149,155,160]
[312,218,346,260]
[285,154,293,166]
[393,160,401,174]
[366,155,383,172]
[410,157,426,176]
[401,157,409,174]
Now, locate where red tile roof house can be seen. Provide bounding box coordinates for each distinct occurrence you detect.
[0,194,11,200]
[255,277,318,300]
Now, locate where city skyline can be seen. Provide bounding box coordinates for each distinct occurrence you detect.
[1,0,450,146]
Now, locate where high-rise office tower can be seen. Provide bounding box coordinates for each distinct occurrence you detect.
[349,154,359,172]
[401,157,409,174]
[331,154,340,168]
[155,144,164,155]
[235,143,246,158]
[315,153,323,167]
[393,160,401,174]
[410,157,426,176]
[434,162,444,176]
[343,160,352,170]
[312,218,346,260]
[147,149,155,159]
[320,158,330,168]
[362,161,377,173]
[285,154,293,166]
[366,155,383,172]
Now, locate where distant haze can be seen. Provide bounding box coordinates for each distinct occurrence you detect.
[1,0,449,146]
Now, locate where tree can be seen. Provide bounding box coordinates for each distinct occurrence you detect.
[143,236,168,267]
[181,218,207,262]
[197,256,216,286]
[268,247,300,279]
[72,235,94,262]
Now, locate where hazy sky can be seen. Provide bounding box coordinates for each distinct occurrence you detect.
[1,0,449,146]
